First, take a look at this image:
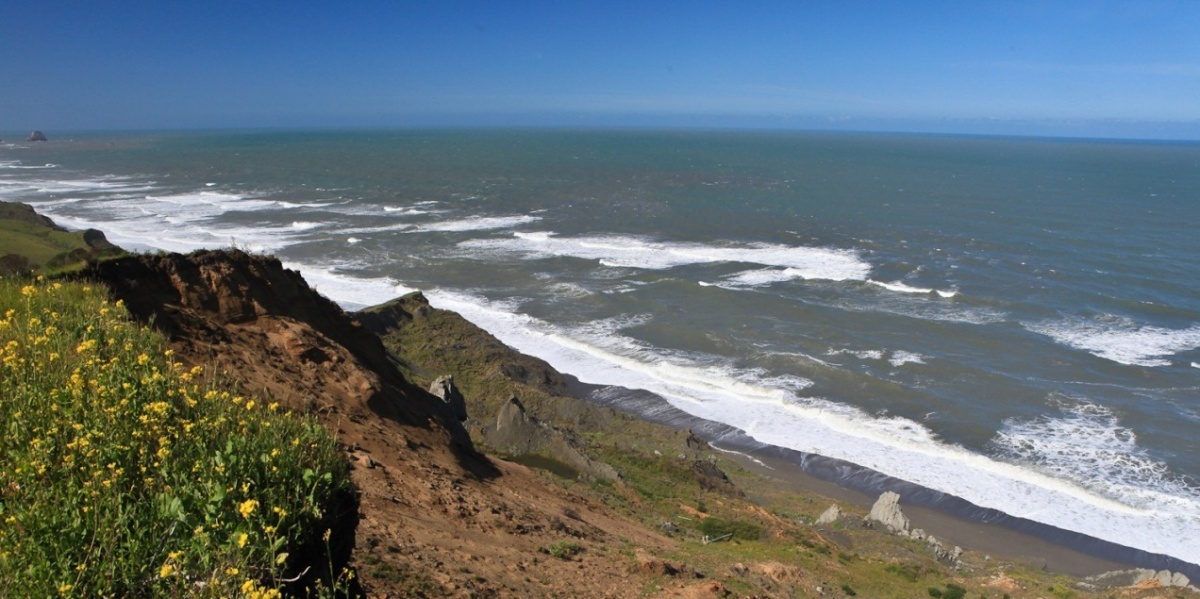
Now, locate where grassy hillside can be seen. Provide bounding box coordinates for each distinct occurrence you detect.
[358,292,1175,599]
[0,202,123,275]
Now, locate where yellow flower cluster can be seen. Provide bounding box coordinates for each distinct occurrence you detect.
[1,278,349,596]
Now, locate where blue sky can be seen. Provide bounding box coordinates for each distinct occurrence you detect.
[2,1,1198,138]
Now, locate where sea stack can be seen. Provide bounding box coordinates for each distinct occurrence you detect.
[27,130,48,142]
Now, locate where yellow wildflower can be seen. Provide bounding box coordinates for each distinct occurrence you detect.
[239,498,259,519]
[237,532,249,548]
[159,563,175,578]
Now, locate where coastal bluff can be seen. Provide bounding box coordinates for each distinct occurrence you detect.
[0,201,1190,595]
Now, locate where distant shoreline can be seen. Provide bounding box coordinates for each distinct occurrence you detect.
[566,374,1200,580]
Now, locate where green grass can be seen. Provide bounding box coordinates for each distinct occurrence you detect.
[0,277,351,597]
[0,203,123,276]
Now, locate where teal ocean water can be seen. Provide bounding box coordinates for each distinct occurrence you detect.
[4,130,1199,568]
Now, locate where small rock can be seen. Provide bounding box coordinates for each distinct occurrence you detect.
[815,504,841,526]
[27,130,47,142]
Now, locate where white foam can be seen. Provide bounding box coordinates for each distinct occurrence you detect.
[888,351,927,367]
[395,291,1200,565]
[382,206,431,215]
[1026,315,1200,367]
[412,214,541,233]
[869,279,958,298]
[828,348,885,361]
[282,261,418,311]
[277,200,340,209]
[994,399,1200,510]
[461,232,871,281]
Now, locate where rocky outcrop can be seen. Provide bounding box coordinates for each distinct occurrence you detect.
[1079,568,1197,592]
[488,396,619,482]
[81,250,479,460]
[429,374,468,422]
[865,491,963,568]
[865,491,909,534]
[27,130,47,142]
[815,504,842,526]
[682,430,743,498]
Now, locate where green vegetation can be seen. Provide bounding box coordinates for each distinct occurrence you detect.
[929,583,967,599]
[540,541,584,560]
[0,202,123,276]
[695,516,763,542]
[0,277,350,597]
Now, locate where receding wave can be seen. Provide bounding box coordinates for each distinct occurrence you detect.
[462,232,871,281]
[411,215,542,233]
[868,279,958,298]
[994,398,1200,509]
[1026,315,1200,367]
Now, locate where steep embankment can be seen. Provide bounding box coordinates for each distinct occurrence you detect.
[82,250,673,597]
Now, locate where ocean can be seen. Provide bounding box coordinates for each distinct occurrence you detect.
[3,129,1199,569]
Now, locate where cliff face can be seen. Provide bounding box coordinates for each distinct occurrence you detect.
[81,250,670,597]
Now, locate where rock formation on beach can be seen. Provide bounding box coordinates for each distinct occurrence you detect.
[27,130,47,142]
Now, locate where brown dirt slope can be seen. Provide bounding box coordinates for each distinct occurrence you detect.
[82,250,671,597]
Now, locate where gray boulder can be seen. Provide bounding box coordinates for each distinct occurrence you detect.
[27,130,47,142]
[865,491,909,534]
[489,396,619,482]
[428,375,467,422]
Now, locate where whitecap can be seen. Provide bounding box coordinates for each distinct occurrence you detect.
[461,233,871,282]
[1026,315,1200,367]
[412,214,541,233]
[993,398,1200,509]
[828,348,885,361]
[888,351,926,367]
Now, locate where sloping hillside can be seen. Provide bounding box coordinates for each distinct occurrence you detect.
[69,248,1197,598]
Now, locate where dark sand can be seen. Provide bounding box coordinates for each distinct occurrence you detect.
[731,448,1128,577]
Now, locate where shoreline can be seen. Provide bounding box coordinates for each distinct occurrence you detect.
[569,376,1199,580]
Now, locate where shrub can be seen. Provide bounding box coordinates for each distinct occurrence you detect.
[696,517,763,542]
[0,278,350,596]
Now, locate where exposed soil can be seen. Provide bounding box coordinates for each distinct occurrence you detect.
[83,250,674,597]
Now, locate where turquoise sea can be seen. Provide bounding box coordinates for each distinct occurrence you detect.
[3,129,1199,570]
